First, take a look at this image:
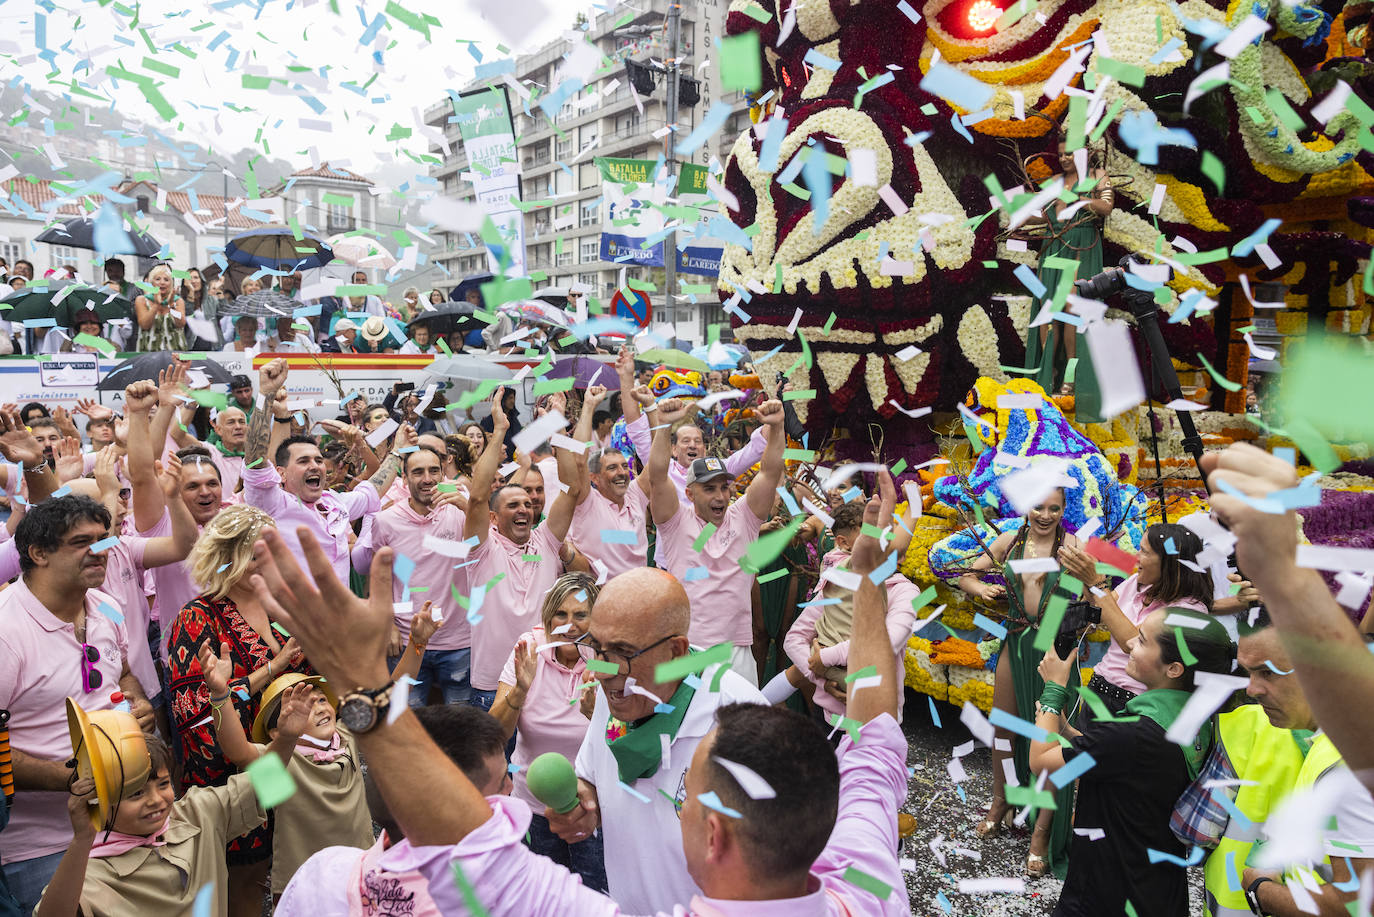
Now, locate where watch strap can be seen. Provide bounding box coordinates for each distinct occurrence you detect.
[1246,876,1275,916]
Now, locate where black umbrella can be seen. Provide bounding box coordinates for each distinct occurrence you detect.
[36,216,162,257]
[221,289,299,318]
[98,352,235,391]
[408,300,478,337]
[0,281,133,326]
[450,272,494,306]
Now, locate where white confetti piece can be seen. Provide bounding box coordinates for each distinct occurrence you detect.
[1148,182,1167,215]
[712,756,777,799]
[1296,544,1374,573]
[1214,15,1271,58]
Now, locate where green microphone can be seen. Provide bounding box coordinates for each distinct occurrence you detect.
[525,752,580,814]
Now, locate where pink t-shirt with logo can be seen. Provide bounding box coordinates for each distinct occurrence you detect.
[654,499,763,648]
[498,627,595,810]
[568,485,648,579]
[0,581,129,864]
[1093,573,1209,694]
[97,536,161,700]
[373,500,471,652]
[467,523,564,691]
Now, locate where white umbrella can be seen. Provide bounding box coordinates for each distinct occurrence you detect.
[327,233,397,269]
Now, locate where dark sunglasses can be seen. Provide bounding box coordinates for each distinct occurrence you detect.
[80,644,103,694]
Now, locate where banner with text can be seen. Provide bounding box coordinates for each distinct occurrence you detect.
[453,87,526,276]
[595,158,721,277]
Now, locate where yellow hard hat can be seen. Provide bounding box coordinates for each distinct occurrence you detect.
[251,674,336,744]
[65,698,151,832]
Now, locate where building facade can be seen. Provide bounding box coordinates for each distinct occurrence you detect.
[425,0,751,344]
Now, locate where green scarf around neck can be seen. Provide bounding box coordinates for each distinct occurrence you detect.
[606,679,697,784]
[1123,688,1213,779]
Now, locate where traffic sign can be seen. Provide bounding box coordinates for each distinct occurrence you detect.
[610,287,653,329]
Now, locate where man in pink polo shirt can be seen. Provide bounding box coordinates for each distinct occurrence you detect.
[567,384,649,578]
[648,397,786,687]
[241,358,401,585]
[463,387,582,712]
[168,402,248,502]
[244,482,909,917]
[0,496,154,915]
[373,443,473,706]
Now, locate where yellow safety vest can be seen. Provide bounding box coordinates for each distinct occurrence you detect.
[1203,706,1308,914]
[1280,733,1345,890]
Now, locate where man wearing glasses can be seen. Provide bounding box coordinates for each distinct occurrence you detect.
[0,496,154,915]
[551,567,766,913]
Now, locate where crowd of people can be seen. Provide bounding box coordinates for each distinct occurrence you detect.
[0,257,505,357]
[0,345,1371,917]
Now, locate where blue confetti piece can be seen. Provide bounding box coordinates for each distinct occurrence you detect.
[972,613,1007,641]
[507,762,521,774]
[697,790,742,818]
[682,566,711,582]
[684,673,702,690]
[1149,36,1185,65]
[919,60,994,111]
[989,707,1052,742]
[618,780,651,803]
[757,115,789,173]
[89,536,120,553]
[1209,788,1254,832]
[98,601,124,624]
[1049,750,1096,788]
[1231,218,1283,258]
[675,101,732,157]
[936,890,953,914]
[867,549,898,585]
[51,486,71,498]
[466,583,486,625]
[1224,851,1242,890]
[22,318,57,328]
[842,486,863,503]
[599,529,638,544]
[803,48,841,71]
[1263,659,1295,675]
[928,696,942,727]
[1146,845,1205,867]
[950,113,975,144]
[192,883,214,917]
[653,703,676,714]
[897,0,922,23]
[392,554,416,586]
[1013,263,1048,300]
[1334,856,1362,892]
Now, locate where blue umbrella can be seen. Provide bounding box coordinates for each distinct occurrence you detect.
[225,227,333,272]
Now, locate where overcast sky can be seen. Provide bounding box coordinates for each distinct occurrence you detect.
[2,0,585,191]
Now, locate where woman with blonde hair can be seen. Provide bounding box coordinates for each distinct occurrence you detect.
[164,504,306,917]
[134,264,188,352]
[491,572,606,891]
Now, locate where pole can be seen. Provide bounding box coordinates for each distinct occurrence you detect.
[663,1,680,342]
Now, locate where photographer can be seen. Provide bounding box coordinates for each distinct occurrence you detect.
[1031,608,1235,917]
[1057,523,1237,714]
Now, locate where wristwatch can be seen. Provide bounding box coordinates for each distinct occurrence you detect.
[337,683,395,734]
[1245,876,1275,916]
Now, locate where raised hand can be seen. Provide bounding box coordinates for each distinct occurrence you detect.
[94,445,122,499]
[0,409,46,468]
[545,391,567,417]
[74,398,114,422]
[123,380,159,414]
[66,776,99,841]
[274,682,314,741]
[655,397,692,425]
[54,437,85,483]
[583,384,609,410]
[630,384,655,407]
[409,602,439,647]
[258,357,289,395]
[755,398,785,428]
[615,346,635,384]
[513,637,539,694]
[197,640,236,698]
[51,406,80,440]
[489,387,509,432]
[1055,544,1099,584]
[155,454,183,500]
[156,361,189,409]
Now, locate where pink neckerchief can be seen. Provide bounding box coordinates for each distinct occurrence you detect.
[295,732,344,763]
[349,833,443,917]
[88,817,172,859]
[819,547,849,575]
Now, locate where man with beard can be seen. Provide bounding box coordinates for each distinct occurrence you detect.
[170,404,249,501]
[566,384,648,578]
[22,418,62,469]
[0,496,154,914]
[372,444,473,706]
[647,397,787,687]
[463,387,582,712]
[243,358,405,585]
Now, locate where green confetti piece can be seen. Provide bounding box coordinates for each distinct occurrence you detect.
[719,31,763,93]
[1097,57,1145,87]
[532,376,575,395]
[845,664,878,684]
[783,448,818,461]
[911,584,938,614]
[1077,685,1140,722]
[890,458,908,476]
[74,333,116,357]
[1173,626,1197,665]
[520,554,543,562]
[757,567,789,584]
[450,862,491,917]
[1279,338,1374,446]
[1285,416,1342,473]
[141,56,180,78]
[740,517,805,573]
[384,0,439,39]
[920,103,938,115]
[320,192,354,208]
[692,523,718,552]
[822,312,837,333]
[654,642,732,683]
[995,0,1037,31]
[1200,151,1225,194]
[1006,783,1058,811]
[1090,98,1127,143]
[245,752,297,809]
[1265,88,1305,131]
[843,866,893,900]
[781,389,815,401]
[1125,901,1138,917]
[738,0,772,23]
[585,659,621,675]
[1033,576,1081,653]
[773,263,784,294]
[1195,351,1241,392]
[710,660,733,692]
[186,389,229,410]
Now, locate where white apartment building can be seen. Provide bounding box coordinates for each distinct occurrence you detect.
[425,0,751,343]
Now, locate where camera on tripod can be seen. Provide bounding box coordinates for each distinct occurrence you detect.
[1072,256,1173,309]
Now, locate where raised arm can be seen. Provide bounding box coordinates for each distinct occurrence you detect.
[251,526,493,845]
[843,469,899,725]
[124,380,167,531]
[646,397,693,525]
[1058,544,1136,652]
[614,347,642,426]
[142,455,199,568]
[570,384,609,505]
[199,640,263,768]
[244,358,289,471]
[389,605,439,684]
[463,388,510,544]
[743,399,787,521]
[0,409,59,504]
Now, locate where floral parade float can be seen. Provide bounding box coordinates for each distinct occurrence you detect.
[717,0,1374,709]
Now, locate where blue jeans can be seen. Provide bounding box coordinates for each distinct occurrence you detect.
[468,689,517,760]
[526,812,608,893]
[2,851,63,917]
[408,648,471,707]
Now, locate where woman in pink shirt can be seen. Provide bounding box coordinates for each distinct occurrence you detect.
[1058,522,1219,714]
[491,572,606,892]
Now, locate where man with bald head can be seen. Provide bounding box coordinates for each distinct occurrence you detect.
[172,403,249,500]
[545,567,766,913]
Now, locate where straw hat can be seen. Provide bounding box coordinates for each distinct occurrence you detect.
[251,673,337,743]
[66,698,151,831]
[359,316,389,343]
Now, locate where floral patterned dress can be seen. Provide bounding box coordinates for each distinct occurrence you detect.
[167,594,309,863]
[135,292,187,352]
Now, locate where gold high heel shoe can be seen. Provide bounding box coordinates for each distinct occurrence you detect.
[975,805,1014,838]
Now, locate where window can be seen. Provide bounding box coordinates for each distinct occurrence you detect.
[48,245,82,270]
[556,137,573,160]
[327,201,355,233]
[580,200,599,227]
[580,239,599,264]
[556,248,575,267]
[578,272,598,290]
[0,238,23,268]
[620,112,641,136]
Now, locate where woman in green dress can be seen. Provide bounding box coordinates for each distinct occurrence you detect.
[954,488,1082,879]
[134,263,188,352]
[1021,138,1115,422]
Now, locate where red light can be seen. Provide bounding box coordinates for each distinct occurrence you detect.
[967,0,1002,32]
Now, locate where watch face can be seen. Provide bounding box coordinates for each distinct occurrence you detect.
[338,697,376,733]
